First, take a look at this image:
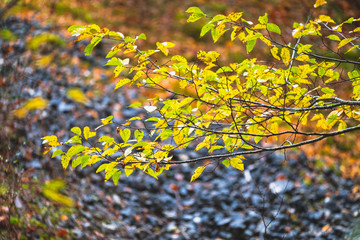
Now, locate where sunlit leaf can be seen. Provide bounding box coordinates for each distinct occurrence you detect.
[52,149,63,158]
[338,38,356,49]
[71,127,82,136]
[281,47,291,66]
[101,115,113,125]
[190,166,206,182]
[266,23,281,35]
[84,126,96,140]
[230,157,244,171]
[112,171,121,186]
[314,0,327,8]
[246,39,257,53]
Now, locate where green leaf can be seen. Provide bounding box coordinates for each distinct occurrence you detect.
[321,87,335,95]
[326,34,341,41]
[67,25,83,32]
[246,39,257,53]
[187,13,205,23]
[52,149,63,158]
[211,28,219,43]
[80,155,91,169]
[200,24,214,37]
[266,23,281,35]
[72,155,82,168]
[146,117,160,122]
[348,70,360,79]
[96,163,108,173]
[137,33,147,40]
[222,159,230,168]
[186,6,204,14]
[105,57,121,66]
[190,166,206,182]
[210,14,226,23]
[112,171,121,186]
[216,66,233,74]
[129,102,142,107]
[84,43,95,56]
[71,127,81,136]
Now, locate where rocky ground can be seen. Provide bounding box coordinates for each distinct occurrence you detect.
[1,15,360,240]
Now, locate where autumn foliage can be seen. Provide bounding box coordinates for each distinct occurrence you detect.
[44,0,360,184]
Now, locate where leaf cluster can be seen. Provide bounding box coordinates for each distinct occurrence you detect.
[44,2,360,184]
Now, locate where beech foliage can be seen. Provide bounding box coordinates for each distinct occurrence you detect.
[44,1,360,184]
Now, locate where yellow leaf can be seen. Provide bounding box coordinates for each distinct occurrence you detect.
[88,155,101,166]
[190,166,206,182]
[42,135,61,147]
[66,88,89,104]
[76,32,92,41]
[25,97,47,110]
[352,27,360,32]
[228,12,243,21]
[315,15,335,23]
[270,46,280,60]
[338,38,356,49]
[13,107,28,118]
[281,47,291,66]
[230,157,244,171]
[144,167,159,180]
[156,42,175,56]
[314,0,327,8]
[83,126,96,140]
[42,180,74,207]
[124,166,134,177]
[295,54,309,62]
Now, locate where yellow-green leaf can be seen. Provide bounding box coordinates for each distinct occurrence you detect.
[71,127,81,136]
[266,23,281,35]
[326,34,341,41]
[246,39,257,53]
[112,171,121,186]
[52,149,63,158]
